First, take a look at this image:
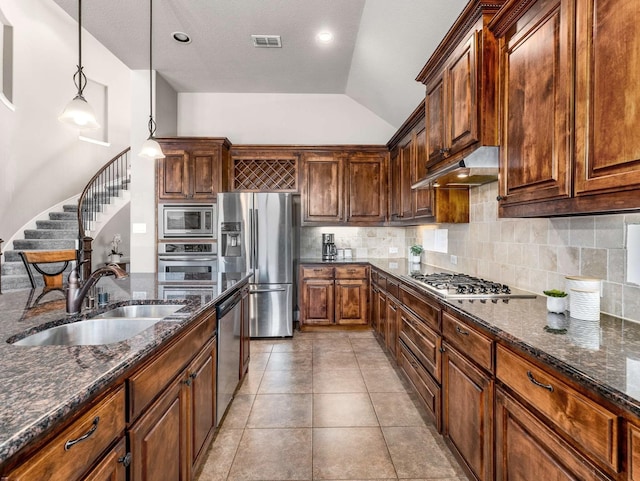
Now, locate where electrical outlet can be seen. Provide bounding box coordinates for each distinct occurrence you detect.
[450,255,458,265]
[389,247,399,254]
[133,291,147,300]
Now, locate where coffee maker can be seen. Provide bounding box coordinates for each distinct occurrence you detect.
[322,233,337,261]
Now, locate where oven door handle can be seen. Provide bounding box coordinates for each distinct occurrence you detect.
[158,256,217,261]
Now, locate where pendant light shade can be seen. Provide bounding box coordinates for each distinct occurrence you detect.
[138,0,165,159]
[59,0,100,130]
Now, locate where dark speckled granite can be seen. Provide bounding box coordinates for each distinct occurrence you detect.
[361,258,640,419]
[0,272,250,466]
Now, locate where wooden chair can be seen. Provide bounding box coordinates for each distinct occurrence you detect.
[19,249,78,289]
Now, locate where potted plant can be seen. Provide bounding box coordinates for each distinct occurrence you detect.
[108,234,123,263]
[409,245,424,263]
[543,289,567,314]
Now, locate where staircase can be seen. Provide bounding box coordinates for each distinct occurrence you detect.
[1,147,131,291]
[1,205,79,290]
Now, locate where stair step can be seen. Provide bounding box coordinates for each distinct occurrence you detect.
[12,239,77,250]
[1,261,27,276]
[50,212,77,220]
[63,204,78,212]
[36,219,77,230]
[3,251,23,262]
[24,229,77,240]
[1,274,35,291]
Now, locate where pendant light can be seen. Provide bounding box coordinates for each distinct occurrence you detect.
[139,0,165,159]
[59,0,100,130]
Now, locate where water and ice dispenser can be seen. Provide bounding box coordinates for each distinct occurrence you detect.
[221,222,242,257]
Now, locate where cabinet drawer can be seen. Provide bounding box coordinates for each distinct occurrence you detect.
[399,307,441,382]
[496,345,620,472]
[399,285,440,331]
[301,266,334,279]
[129,310,216,421]
[335,265,368,279]
[442,312,492,372]
[399,342,441,432]
[6,386,126,481]
[386,278,399,298]
[378,274,387,291]
[371,270,379,285]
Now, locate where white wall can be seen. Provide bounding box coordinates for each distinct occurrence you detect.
[156,73,177,137]
[0,0,131,244]
[178,93,395,144]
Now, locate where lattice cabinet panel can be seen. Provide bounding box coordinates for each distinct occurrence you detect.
[232,156,298,192]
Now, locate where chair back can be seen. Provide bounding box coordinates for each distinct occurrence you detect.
[19,249,78,289]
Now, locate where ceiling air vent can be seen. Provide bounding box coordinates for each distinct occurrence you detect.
[251,35,282,48]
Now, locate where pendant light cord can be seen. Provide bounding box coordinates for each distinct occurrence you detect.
[148,0,157,138]
[73,0,87,98]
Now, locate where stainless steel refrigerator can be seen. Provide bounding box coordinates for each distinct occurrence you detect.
[217,193,293,337]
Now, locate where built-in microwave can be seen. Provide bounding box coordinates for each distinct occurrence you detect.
[159,204,216,238]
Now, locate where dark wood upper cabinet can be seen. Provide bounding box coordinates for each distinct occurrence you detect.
[573,0,640,196]
[491,0,640,216]
[301,152,344,224]
[156,138,230,202]
[301,148,387,226]
[416,0,503,172]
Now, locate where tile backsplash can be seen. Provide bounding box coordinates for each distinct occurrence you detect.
[417,182,640,322]
[299,181,640,322]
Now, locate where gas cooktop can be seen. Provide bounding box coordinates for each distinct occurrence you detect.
[405,272,536,301]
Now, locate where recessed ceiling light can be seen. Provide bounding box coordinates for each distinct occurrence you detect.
[316,31,334,44]
[172,32,191,44]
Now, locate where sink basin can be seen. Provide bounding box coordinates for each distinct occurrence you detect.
[12,318,181,346]
[93,304,186,319]
[12,304,187,346]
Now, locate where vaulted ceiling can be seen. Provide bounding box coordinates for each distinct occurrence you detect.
[52,0,467,128]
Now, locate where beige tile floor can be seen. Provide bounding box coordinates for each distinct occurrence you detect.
[196,330,469,481]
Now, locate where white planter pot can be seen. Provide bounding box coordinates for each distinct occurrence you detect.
[546,296,566,314]
[109,254,122,263]
[409,254,421,263]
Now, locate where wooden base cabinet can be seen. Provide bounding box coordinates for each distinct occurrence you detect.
[442,343,493,481]
[83,438,127,481]
[300,265,369,329]
[495,388,610,481]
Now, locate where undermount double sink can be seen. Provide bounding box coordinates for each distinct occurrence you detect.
[13,304,186,347]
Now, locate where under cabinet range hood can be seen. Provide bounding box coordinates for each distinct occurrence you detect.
[412,146,499,189]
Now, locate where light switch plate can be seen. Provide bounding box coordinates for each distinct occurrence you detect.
[389,247,398,254]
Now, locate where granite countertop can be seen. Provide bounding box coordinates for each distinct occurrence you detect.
[0,272,251,465]
[367,258,640,418]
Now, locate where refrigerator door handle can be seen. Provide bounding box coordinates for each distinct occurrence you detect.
[250,288,286,293]
[253,208,259,275]
[248,208,254,269]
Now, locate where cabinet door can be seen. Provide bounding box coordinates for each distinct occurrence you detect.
[498,0,572,205]
[495,388,609,481]
[188,338,216,473]
[385,296,399,358]
[446,31,478,154]
[370,285,379,332]
[335,279,368,326]
[300,279,334,326]
[158,151,190,200]
[413,125,434,218]
[389,147,402,220]
[130,377,189,481]
[346,153,386,223]
[442,343,493,481]
[302,153,344,223]
[574,0,640,195]
[400,139,413,219]
[426,74,447,166]
[83,438,127,481]
[191,150,219,199]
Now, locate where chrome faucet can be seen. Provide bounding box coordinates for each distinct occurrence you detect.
[66,263,129,314]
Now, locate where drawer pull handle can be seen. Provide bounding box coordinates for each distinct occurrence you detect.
[455,326,470,336]
[190,372,198,380]
[527,370,554,392]
[184,378,192,386]
[64,417,99,451]
[439,346,445,353]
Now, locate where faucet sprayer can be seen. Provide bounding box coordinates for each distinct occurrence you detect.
[66,263,129,314]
